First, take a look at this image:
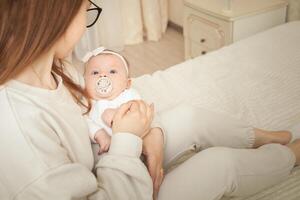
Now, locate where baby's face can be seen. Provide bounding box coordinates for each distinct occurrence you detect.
[84,54,130,100]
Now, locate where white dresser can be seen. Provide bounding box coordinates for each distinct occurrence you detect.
[183,0,288,59]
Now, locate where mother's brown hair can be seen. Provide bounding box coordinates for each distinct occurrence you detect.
[0,0,91,112]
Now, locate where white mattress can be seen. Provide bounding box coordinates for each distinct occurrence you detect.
[132,21,300,199]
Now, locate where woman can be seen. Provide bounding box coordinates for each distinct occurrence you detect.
[0,1,299,200]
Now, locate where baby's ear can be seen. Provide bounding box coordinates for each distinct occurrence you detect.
[126,79,132,88]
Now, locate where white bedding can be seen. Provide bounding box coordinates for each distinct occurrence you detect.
[133,21,300,130]
[132,21,300,199]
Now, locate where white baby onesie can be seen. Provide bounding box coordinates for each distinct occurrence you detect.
[86,88,141,142]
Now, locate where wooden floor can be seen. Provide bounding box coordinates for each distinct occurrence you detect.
[121,27,184,77]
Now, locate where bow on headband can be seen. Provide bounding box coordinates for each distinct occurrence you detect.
[82,47,129,75]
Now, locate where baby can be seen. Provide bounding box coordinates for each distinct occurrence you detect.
[83,47,163,154]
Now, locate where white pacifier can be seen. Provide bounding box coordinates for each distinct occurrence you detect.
[95,77,113,95]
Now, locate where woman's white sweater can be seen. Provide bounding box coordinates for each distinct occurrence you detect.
[0,75,152,200]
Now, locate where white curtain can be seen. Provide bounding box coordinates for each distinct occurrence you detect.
[74,0,168,61]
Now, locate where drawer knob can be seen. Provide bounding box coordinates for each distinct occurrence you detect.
[200,38,206,43]
[201,51,207,55]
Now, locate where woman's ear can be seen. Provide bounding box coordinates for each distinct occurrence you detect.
[126,79,132,88]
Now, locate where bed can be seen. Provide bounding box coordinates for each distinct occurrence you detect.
[131,21,300,199]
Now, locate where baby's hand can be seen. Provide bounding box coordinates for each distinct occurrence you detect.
[94,129,111,154]
[102,108,117,127]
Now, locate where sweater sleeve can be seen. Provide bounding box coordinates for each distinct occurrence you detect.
[15,134,153,200]
[89,133,153,200]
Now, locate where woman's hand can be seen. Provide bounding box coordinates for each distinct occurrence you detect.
[112,100,154,138]
[143,128,165,200]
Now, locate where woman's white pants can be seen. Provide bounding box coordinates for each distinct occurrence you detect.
[157,104,295,200]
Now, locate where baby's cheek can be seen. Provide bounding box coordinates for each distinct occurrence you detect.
[115,79,129,90]
[85,80,96,98]
[113,83,123,91]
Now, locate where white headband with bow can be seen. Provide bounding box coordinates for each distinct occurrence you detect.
[82,47,129,75]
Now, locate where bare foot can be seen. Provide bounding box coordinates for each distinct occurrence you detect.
[287,139,300,166]
[253,129,292,148]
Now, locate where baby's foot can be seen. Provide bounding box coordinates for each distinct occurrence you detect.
[253,129,292,148]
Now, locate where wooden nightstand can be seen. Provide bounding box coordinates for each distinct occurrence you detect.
[183,0,288,59]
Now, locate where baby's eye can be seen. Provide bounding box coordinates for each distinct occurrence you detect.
[91,71,99,75]
[110,70,117,74]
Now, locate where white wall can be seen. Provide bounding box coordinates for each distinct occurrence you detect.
[168,0,184,26]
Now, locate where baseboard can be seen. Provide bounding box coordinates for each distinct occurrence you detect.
[168,21,183,34]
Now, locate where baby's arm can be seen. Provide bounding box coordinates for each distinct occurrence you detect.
[94,129,111,154]
[102,108,117,127]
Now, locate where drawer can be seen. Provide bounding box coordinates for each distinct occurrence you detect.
[187,14,225,50]
[190,41,211,58]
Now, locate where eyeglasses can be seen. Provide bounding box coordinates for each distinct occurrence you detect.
[87,0,102,28]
